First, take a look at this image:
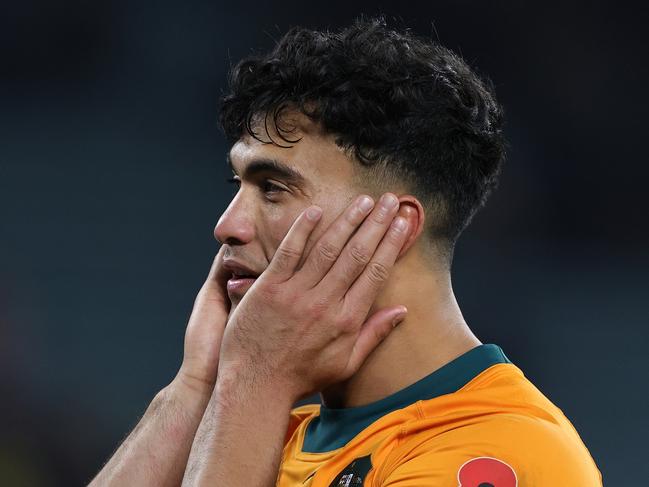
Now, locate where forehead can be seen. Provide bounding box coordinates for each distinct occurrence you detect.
[227,113,356,187]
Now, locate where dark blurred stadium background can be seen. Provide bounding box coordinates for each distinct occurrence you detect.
[1,1,647,485]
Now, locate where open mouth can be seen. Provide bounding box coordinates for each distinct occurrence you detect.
[230,272,258,280]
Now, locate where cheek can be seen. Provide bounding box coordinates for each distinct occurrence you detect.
[262,207,305,261]
[265,208,319,268]
[265,199,349,264]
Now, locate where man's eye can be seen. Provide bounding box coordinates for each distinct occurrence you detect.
[261,180,285,194]
[225,177,285,195]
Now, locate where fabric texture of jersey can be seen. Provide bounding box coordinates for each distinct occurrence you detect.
[277,344,602,486]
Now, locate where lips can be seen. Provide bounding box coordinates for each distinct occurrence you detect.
[223,259,261,279]
[226,275,257,294]
[223,259,262,295]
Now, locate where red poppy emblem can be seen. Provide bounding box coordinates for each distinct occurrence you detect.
[457,457,518,487]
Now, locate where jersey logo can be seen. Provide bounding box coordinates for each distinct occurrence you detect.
[457,456,518,487]
[328,454,372,487]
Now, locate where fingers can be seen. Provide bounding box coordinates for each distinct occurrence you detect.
[203,245,229,291]
[265,205,323,282]
[193,245,231,320]
[319,193,402,300]
[343,213,409,314]
[345,306,407,375]
[292,194,376,290]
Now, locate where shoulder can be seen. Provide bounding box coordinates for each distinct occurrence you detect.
[372,411,602,486]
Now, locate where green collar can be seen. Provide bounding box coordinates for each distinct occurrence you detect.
[303,343,512,453]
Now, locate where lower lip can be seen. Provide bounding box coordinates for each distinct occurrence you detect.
[227,277,257,294]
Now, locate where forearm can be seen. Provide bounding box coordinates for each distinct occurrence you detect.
[182,369,294,487]
[89,376,211,487]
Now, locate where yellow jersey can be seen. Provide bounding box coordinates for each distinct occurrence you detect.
[277,344,602,486]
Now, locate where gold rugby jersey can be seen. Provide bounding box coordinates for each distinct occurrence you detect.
[277,344,602,486]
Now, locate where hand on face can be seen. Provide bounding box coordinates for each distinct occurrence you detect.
[217,192,410,401]
[175,245,232,396]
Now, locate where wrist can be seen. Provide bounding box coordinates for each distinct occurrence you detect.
[165,373,213,423]
[215,365,297,411]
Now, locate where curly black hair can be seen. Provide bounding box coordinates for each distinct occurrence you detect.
[219,16,506,265]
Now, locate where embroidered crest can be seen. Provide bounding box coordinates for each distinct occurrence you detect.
[328,454,372,487]
[457,456,518,487]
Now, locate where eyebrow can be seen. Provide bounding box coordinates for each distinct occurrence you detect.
[226,155,308,187]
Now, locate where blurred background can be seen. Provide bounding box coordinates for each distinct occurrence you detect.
[1,0,647,485]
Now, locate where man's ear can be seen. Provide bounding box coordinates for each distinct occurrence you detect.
[394,196,425,259]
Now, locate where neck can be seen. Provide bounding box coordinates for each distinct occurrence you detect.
[320,257,481,409]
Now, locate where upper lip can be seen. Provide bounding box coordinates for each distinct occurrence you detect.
[223,259,261,278]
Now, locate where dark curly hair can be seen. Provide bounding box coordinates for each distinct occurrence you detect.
[219,16,506,265]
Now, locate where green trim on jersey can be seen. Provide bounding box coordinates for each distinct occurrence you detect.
[302,343,512,453]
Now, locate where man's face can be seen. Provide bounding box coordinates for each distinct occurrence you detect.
[214,114,361,310]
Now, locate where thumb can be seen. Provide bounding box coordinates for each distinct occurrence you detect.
[204,245,231,292]
[345,306,407,376]
[195,245,231,314]
[190,245,231,334]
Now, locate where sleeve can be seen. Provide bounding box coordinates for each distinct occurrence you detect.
[373,416,603,486]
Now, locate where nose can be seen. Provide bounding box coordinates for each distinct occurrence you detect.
[214,196,255,246]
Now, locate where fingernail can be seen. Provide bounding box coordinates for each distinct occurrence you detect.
[359,196,374,212]
[392,308,408,327]
[307,206,322,221]
[392,217,408,232]
[381,193,399,209]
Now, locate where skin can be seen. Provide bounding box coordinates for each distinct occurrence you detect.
[183,192,411,485]
[89,111,481,486]
[215,113,481,408]
[179,113,481,485]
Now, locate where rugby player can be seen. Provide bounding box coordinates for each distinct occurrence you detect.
[90,17,603,486]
